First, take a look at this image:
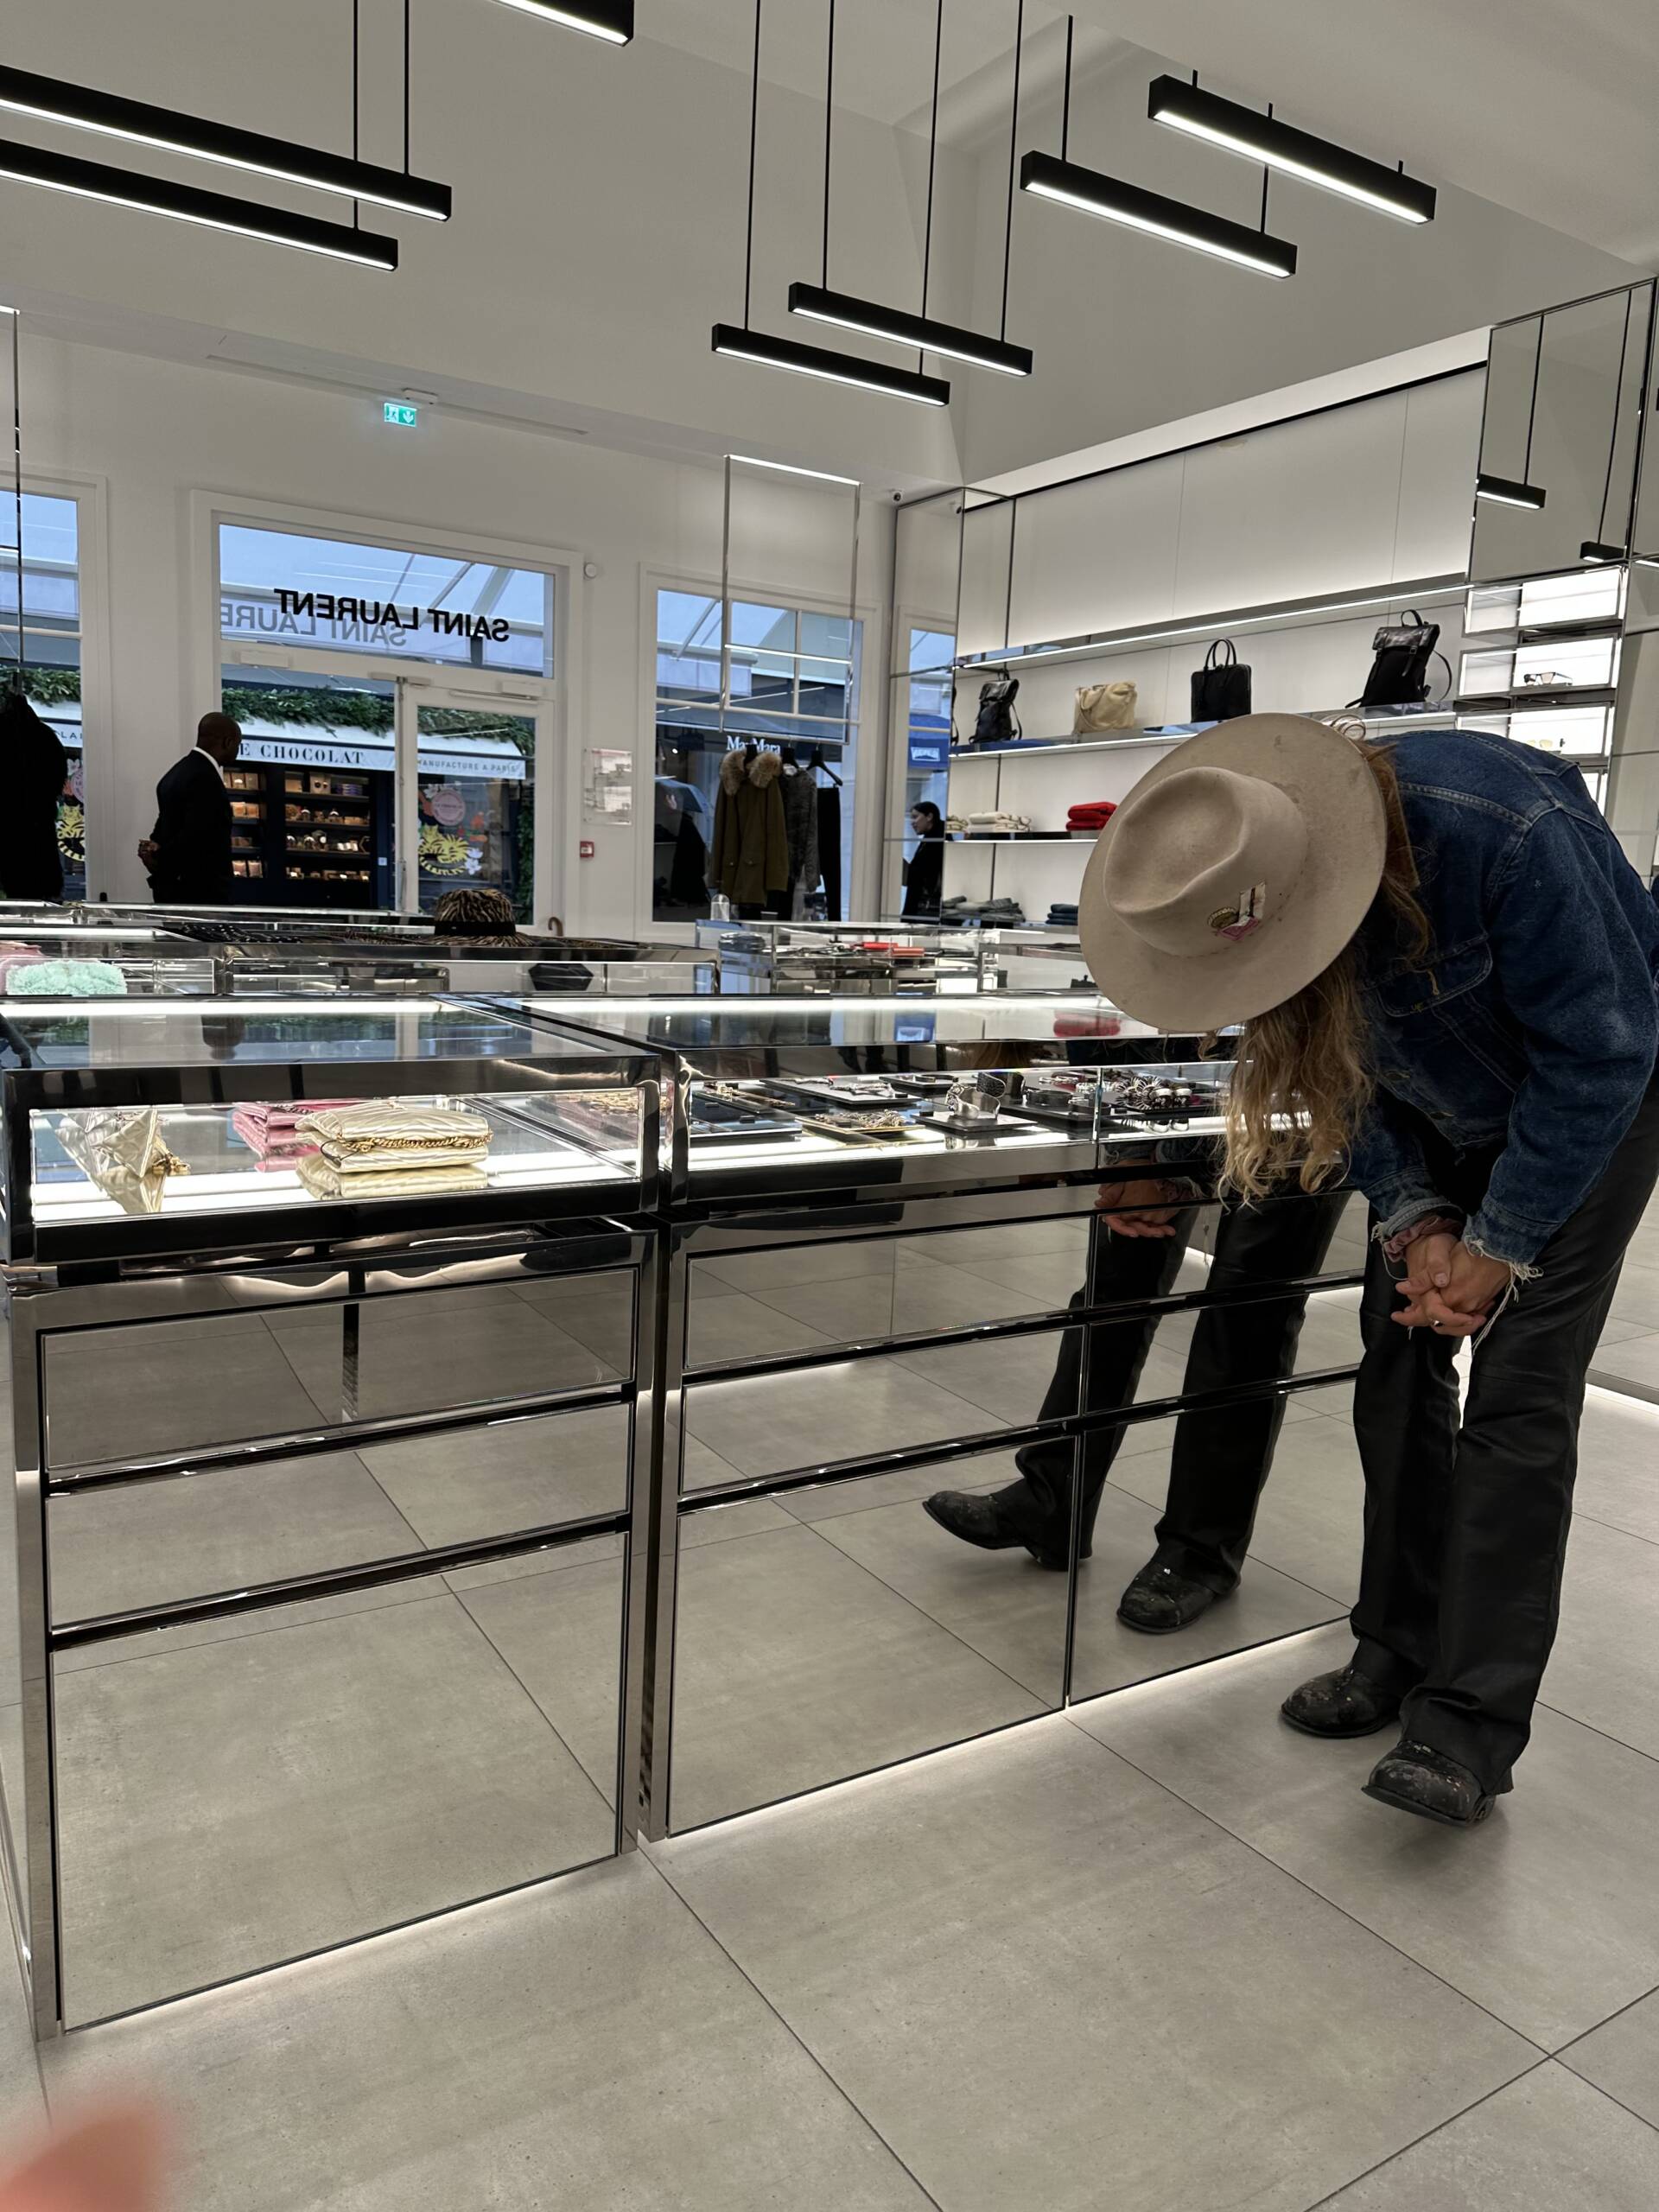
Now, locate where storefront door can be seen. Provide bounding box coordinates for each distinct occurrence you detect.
[220,647,555,920]
[394,677,546,924]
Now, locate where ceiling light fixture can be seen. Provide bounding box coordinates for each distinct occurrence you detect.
[785,0,1032,378]
[728,454,861,486]
[0,61,450,219]
[491,0,632,39]
[1580,288,1635,565]
[1147,73,1435,224]
[787,284,1032,377]
[0,136,398,267]
[713,0,950,408]
[713,323,949,406]
[1020,149,1295,276]
[1474,476,1546,511]
[1477,312,1547,512]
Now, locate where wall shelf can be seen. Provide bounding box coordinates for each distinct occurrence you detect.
[955,572,1467,673]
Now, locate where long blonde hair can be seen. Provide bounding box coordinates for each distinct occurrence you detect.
[1219,746,1429,1199]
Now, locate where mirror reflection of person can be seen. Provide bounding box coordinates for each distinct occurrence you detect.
[901,801,949,918]
[137,711,241,904]
[1064,716,1659,1830]
[926,1172,1344,1630]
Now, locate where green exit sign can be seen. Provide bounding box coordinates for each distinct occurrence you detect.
[383,400,420,428]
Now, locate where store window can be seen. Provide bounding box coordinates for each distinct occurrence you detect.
[218,522,551,912]
[3,492,85,897]
[219,524,553,677]
[653,589,861,924]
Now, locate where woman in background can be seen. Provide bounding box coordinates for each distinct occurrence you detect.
[902,800,949,918]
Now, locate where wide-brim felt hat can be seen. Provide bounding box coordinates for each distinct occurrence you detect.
[1077,715,1387,1031]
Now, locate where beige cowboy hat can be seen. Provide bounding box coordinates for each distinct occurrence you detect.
[1078,715,1386,1030]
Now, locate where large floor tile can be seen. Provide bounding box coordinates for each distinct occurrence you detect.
[511,1270,636,1372]
[779,1448,1026,1524]
[684,1289,835,1368]
[43,1322,322,1469]
[54,1589,618,2023]
[694,1240,898,1296]
[1605,1259,1659,1334]
[1561,1987,1659,2127]
[682,1356,1004,1479]
[758,1257,1044,1344]
[1573,1388,1659,1544]
[665,1522,1045,1829]
[1108,1409,1365,1606]
[1075,1624,1659,2049]
[1543,1513,1659,1758]
[48,1452,420,1623]
[457,1552,632,1800]
[42,1858,932,2212]
[275,1298,613,1424]
[54,1572,449,1675]
[1318,2063,1659,2210]
[361,1402,630,1549]
[657,1721,1534,2212]
[812,1471,1069,1701]
[1588,1332,1659,1398]
[1069,1484,1342,1701]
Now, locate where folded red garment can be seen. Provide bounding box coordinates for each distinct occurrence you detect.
[1066,800,1117,827]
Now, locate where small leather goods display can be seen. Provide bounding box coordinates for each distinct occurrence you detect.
[1191,639,1252,721]
[1357,609,1441,709]
[294,1101,493,1199]
[1072,681,1137,734]
[971,669,1020,746]
[58,1106,189,1216]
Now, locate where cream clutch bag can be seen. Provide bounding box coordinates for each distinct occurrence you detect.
[296,1103,492,1155]
[58,1107,188,1215]
[296,1155,488,1201]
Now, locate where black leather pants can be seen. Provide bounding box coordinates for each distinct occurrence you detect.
[1351,1076,1659,1793]
[988,1190,1346,1582]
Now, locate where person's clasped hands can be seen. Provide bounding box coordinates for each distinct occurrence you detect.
[1393,1229,1513,1338]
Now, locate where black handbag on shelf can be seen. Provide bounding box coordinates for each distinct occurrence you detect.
[971,669,1021,746]
[1191,639,1252,721]
[1357,610,1441,709]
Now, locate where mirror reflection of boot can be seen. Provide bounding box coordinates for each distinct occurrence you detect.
[1116,1557,1232,1635]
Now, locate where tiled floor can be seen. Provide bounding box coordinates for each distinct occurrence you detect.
[0,1198,1656,2202]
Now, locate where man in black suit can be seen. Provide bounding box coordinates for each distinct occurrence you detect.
[138,712,241,904]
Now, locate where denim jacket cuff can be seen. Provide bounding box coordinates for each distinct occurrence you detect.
[1464,1203,1549,1277]
[1372,1194,1465,1247]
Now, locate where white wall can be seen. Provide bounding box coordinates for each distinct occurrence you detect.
[22,335,893,931]
[952,44,1637,485]
[922,369,1484,922]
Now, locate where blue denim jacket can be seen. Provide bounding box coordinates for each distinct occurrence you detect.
[1347,728,1659,1269]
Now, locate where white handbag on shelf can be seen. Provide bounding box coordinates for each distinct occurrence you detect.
[1071,681,1137,734]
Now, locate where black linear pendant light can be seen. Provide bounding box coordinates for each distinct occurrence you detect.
[0,137,398,267]
[493,0,632,36]
[788,0,1033,378]
[1581,289,1636,563]
[1020,24,1295,278]
[0,61,450,219]
[1477,315,1547,510]
[713,0,950,408]
[1147,74,1435,225]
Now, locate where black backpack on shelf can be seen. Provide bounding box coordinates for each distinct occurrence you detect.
[1357,610,1443,709]
[971,669,1021,746]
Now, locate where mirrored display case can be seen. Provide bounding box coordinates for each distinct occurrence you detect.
[515,996,1224,1201]
[0,1000,663,1262]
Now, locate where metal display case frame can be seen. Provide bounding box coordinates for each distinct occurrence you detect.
[514,998,1365,1842]
[0,1001,669,2037]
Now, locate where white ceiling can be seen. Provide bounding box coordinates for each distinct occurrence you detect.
[642,0,1659,262]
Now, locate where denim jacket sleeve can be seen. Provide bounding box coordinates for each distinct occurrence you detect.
[1465,805,1659,1270]
[1345,1084,1464,1243]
